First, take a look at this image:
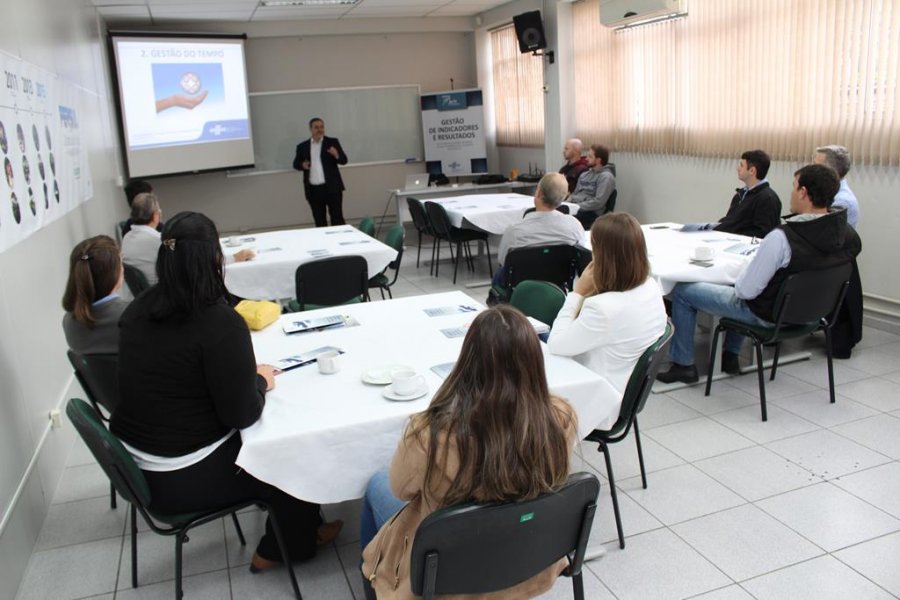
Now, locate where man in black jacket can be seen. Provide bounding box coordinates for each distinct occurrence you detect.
[714,149,782,238]
[658,164,861,383]
[292,117,349,227]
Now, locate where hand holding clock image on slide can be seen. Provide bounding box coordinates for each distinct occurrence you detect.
[152,63,221,113]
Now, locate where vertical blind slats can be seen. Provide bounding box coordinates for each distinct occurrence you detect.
[571,0,900,164]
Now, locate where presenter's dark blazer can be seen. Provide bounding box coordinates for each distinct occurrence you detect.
[292,136,348,197]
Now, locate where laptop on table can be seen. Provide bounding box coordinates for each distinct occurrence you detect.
[404,174,429,191]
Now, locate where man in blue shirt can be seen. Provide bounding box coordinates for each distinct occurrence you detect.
[814,145,859,228]
[815,144,862,357]
[658,164,862,384]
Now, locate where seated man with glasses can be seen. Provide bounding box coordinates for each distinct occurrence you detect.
[657,164,861,384]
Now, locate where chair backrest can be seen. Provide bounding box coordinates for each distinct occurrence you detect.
[66,398,151,508]
[407,198,431,234]
[504,245,579,291]
[575,246,592,276]
[409,472,600,598]
[295,255,368,310]
[67,350,120,416]
[383,223,406,271]
[423,201,454,239]
[774,263,853,327]
[510,280,567,326]
[117,219,130,242]
[604,189,617,214]
[605,319,674,437]
[358,217,376,237]
[123,263,150,296]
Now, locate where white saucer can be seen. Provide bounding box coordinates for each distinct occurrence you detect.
[382,383,428,402]
[362,365,411,385]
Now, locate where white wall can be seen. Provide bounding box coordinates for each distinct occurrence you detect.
[0,1,127,598]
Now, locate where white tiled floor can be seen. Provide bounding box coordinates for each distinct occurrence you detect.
[16,236,900,599]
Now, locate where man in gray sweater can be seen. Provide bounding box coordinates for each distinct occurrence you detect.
[569,144,616,229]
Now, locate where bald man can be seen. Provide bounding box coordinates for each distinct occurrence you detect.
[559,138,589,193]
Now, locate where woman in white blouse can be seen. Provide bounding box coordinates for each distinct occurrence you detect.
[548,212,667,431]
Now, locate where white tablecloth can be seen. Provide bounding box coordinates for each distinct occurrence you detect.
[584,223,755,294]
[426,194,579,235]
[237,291,608,504]
[221,226,397,300]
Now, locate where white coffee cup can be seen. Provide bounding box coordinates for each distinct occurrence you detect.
[225,236,240,247]
[390,368,425,396]
[317,351,341,375]
[693,246,715,261]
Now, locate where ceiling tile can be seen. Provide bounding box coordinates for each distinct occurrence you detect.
[91,0,146,5]
[97,5,152,18]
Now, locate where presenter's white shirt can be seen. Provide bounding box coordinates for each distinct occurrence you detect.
[548,278,667,431]
[121,225,161,286]
[309,138,325,185]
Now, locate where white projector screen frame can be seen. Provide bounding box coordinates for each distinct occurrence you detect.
[108,31,255,178]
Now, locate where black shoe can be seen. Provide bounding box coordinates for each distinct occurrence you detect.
[656,363,699,384]
[722,351,741,375]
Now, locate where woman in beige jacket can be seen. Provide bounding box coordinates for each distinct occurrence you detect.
[360,305,578,599]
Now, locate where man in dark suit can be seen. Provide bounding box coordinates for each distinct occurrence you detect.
[292,117,349,227]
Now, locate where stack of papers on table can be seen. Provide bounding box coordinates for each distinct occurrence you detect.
[283,314,355,334]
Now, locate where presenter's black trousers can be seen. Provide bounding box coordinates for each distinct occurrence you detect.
[307,183,345,227]
[142,432,322,562]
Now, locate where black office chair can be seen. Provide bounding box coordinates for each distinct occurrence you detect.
[409,472,600,600]
[604,189,617,214]
[407,198,435,270]
[584,320,673,549]
[293,255,368,312]
[424,201,493,284]
[704,263,853,422]
[576,246,593,276]
[66,398,301,600]
[367,224,405,299]
[67,350,120,509]
[123,263,150,297]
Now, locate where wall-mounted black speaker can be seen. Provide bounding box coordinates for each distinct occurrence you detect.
[513,10,547,53]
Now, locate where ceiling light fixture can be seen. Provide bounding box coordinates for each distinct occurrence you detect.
[259,0,360,6]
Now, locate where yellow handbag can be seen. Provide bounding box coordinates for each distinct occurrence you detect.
[234,300,281,331]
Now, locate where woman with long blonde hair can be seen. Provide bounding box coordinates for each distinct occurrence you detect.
[360,305,577,599]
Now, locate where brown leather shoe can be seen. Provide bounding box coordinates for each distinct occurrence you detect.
[317,519,344,546]
[249,552,281,573]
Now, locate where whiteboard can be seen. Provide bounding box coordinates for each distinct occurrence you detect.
[246,85,423,173]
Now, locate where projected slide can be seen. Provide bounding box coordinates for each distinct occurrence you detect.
[110,33,254,177]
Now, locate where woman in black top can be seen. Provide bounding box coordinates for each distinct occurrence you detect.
[111,211,339,571]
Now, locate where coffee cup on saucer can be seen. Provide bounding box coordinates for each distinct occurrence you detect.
[317,351,342,375]
[390,368,425,396]
[693,246,715,262]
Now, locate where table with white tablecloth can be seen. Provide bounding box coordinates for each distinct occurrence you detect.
[237,291,607,504]
[424,193,580,235]
[220,225,397,300]
[583,223,755,293]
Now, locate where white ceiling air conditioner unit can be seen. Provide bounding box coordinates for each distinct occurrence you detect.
[599,0,687,28]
